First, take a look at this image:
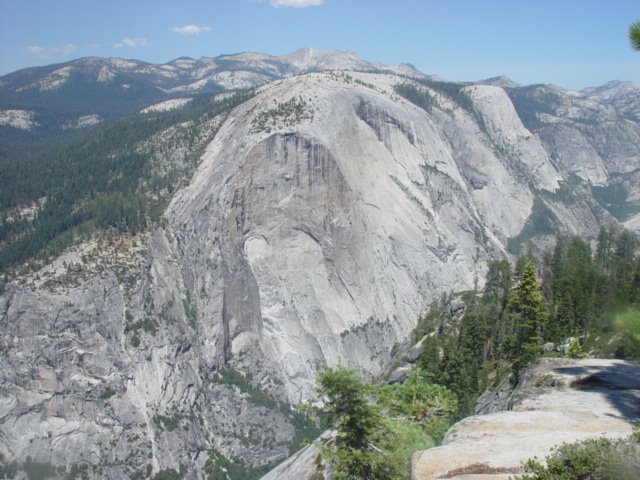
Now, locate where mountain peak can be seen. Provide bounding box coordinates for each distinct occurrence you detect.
[582,80,640,98]
[281,48,363,71]
[478,75,520,88]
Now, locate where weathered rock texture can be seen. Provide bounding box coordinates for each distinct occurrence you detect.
[260,431,333,480]
[412,358,640,480]
[1,66,639,478]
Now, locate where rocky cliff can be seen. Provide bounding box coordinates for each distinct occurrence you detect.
[1,66,639,478]
[412,358,640,480]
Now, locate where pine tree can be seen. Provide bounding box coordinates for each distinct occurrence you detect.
[614,230,637,303]
[317,366,382,450]
[565,237,597,336]
[482,259,513,358]
[595,226,612,272]
[630,20,640,51]
[315,367,413,479]
[549,290,574,341]
[508,260,547,383]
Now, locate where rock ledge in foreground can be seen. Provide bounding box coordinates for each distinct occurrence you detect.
[412,358,640,480]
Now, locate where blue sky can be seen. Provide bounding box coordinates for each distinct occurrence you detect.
[1,0,638,90]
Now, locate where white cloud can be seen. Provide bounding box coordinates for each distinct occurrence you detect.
[26,44,79,59]
[112,37,149,49]
[171,25,212,36]
[264,0,324,8]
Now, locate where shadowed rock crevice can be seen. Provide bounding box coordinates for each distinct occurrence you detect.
[357,99,416,146]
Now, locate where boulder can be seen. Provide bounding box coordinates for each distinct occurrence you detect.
[406,343,425,363]
[387,366,413,384]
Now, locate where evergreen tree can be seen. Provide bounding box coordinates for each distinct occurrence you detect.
[565,237,597,336]
[548,290,574,342]
[375,369,457,425]
[613,230,637,303]
[630,259,640,306]
[416,335,442,384]
[508,260,547,382]
[316,369,399,480]
[317,366,382,450]
[630,20,640,51]
[482,259,513,359]
[316,366,455,479]
[595,226,613,272]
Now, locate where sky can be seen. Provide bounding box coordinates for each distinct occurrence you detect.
[0,0,639,90]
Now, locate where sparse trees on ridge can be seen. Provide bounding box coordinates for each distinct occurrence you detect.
[413,229,640,417]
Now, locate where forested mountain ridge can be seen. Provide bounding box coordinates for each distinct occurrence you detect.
[0,51,639,479]
[0,89,255,277]
[0,49,427,144]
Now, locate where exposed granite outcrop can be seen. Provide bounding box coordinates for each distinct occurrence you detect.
[2,68,639,478]
[412,358,640,480]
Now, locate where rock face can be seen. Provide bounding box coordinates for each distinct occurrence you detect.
[0,109,38,130]
[0,238,301,478]
[162,73,521,403]
[506,82,640,234]
[1,65,640,478]
[260,431,333,480]
[412,358,640,480]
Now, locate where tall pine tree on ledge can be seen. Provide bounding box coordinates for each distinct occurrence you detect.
[508,260,546,383]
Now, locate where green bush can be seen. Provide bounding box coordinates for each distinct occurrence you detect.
[152,468,182,480]
[154,414,183,432]
[316,367,456,479]
[566,338,587,359]
[613,309,640,360]
[203,448,270,480]
[518,431,640,479]
[99,387,117,399]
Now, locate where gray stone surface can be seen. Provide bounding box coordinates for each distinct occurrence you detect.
[412,358,640,480]
[260,431,334,480]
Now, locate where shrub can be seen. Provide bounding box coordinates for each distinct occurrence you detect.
[518,431,640,479]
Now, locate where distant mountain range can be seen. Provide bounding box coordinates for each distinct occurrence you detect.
[2,48,638,143]
[0,48,428,137]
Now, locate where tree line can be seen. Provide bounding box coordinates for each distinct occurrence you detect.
[314,229,639,479]
[0,90,254,276]
[414,228,640,417]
